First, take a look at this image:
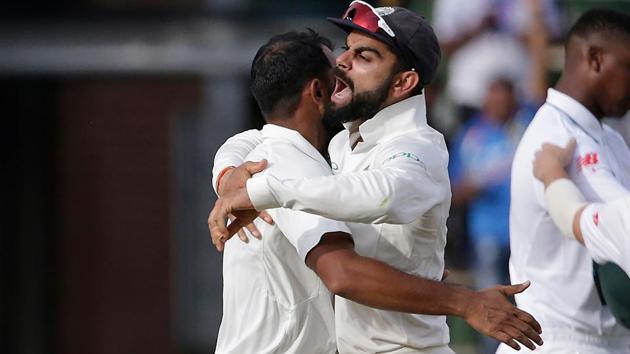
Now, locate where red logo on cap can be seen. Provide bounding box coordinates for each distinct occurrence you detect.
[577,152,599,172]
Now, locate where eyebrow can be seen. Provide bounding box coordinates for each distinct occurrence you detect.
[345,43,383,59]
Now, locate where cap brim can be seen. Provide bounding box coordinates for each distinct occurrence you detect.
[327,17,393,47]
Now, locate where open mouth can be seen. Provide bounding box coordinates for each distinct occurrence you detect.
[331,76,353,105]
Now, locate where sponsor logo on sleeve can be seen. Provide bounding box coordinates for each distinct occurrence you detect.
[576,152,599,172]
[384,152,427,171]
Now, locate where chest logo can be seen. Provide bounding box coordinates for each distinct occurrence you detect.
[576,152,599,172]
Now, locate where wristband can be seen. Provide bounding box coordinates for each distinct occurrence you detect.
[545,178,587,240]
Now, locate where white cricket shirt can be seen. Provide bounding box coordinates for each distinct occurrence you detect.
[503,88,630,352]
[215,124,351,354]
[581,197,630,276]
[243,95,452,353]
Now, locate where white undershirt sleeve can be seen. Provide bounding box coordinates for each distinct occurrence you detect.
[580,198,630,275]
[544,178,587,240]
[211,129,264,194]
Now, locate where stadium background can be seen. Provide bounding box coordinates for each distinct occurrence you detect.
[2,1,628,353]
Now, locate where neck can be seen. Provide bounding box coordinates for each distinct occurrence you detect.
[268,114,328,154]
[555,74,603,120]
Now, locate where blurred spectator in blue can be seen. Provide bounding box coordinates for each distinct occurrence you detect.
[433,0,560,121]
[449,76,536,353]
[438,0,552,279]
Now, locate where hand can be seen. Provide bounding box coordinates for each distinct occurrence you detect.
[215,160,273,245]
[533,139,576,187]
[208,187,258,252]
[464,281,543,351]
[217,160,267,196]
[230,211,274,244]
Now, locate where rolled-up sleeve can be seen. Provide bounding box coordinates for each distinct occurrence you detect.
[246,137,450,224]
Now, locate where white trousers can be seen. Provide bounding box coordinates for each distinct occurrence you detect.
[495,329,630,354]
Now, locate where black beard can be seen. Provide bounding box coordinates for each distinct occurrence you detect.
[322,110,344,138]
[326,75,393,124]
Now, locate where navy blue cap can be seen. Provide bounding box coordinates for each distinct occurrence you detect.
[328,5,441,87]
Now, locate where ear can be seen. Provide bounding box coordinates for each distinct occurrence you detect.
[586,45,604,73]
[307,78,327,106]
[391,70,421,99]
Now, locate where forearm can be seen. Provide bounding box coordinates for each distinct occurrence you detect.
[248,167,443,224]
[307,233,543,350]
[335,253,472,316]
[308,235,472,316]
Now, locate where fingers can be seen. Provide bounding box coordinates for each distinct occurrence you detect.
[502,324,536,351]
[514,309,542,334]
[230,215,250,244]
[507,314,544,347]
[244,159,267,175]
[541,142,556,150]
[259,210,274,225]
[245,222,261,240]
[564,138,577,155]
[494,331,521,351]
[226,211,259,238]
[237,229,249,243]
[502,280,531,296]
[208,199,230,252]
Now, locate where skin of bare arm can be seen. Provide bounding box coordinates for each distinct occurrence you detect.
[305,232,543,351]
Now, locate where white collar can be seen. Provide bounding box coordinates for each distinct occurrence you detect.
[342,95,428,150]
[545,88,603,143]
[261,124,329,166]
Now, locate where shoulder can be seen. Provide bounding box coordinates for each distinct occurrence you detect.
[328,130,348,153]
[377,130,449,173]
[516,104,573,154]
[224,128,263,143]
[248,138,332,180]
[603,124,629,149]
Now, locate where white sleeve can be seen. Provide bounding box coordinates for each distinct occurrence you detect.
[249,141,351,260]
[269,208,351,260]
[211,129,264,194]
[569,134,630,202]
[580,198,630,275]
[247,137,450,224]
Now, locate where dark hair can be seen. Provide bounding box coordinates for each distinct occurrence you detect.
[250,29,333,119]
[568,8,630,43]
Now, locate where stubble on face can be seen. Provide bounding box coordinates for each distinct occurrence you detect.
[326,67,394,125]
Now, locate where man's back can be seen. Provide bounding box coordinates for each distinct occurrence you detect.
[216,125,348,354]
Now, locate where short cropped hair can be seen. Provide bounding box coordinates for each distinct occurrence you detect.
[250,29,333,119]
[568,8,630,42]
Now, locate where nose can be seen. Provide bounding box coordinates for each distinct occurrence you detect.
[336,50,352,71]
